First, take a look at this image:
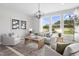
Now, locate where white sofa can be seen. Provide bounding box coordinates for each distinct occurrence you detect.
[1,33,21,45]
[63,43,79,56]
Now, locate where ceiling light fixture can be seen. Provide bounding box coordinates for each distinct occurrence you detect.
[34,3,44,19]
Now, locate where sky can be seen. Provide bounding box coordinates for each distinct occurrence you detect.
[42,16,61,26]
[42,13,74,26]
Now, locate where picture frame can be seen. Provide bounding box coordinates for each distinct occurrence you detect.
[21,21,26,29]
[12,19,19,29]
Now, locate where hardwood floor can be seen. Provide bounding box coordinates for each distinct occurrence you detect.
[0,40,44,56]
[0,45,18,56]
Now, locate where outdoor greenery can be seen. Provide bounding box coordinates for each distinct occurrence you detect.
[64,28,74,34]
[43,24,49,29]
[43,19,74,34]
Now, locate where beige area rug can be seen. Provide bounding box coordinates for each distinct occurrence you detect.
[9,42,45,56]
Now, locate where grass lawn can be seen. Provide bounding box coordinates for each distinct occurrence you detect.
[43,27,74,34]
[54,28,74,34]
[64,28,74,34]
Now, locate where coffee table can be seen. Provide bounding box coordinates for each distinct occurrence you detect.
[25,36,44,49]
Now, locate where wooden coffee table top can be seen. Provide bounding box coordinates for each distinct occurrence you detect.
[25,36,43,41]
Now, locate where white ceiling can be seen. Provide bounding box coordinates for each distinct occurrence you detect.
[0,3,79,16]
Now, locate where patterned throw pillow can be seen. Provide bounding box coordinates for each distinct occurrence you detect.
[8,32,14,37]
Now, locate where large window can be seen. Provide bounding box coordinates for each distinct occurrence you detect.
[52,15,61,33]
[63,13,74,35]
[41,12,74,36]
[42,17,50,32]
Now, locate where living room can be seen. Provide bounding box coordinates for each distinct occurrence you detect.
[0,3,79,56]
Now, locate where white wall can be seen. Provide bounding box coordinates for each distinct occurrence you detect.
[30,17,40,33]
[0,6,31,43]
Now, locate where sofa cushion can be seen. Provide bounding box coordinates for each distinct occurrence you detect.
[8,32,14,37]
[43,37,50,45]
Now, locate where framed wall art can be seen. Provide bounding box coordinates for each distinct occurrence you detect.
[21,21,26,29]
[12,19,19,29]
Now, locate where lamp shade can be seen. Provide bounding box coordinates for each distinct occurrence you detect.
[29,28,32,31]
